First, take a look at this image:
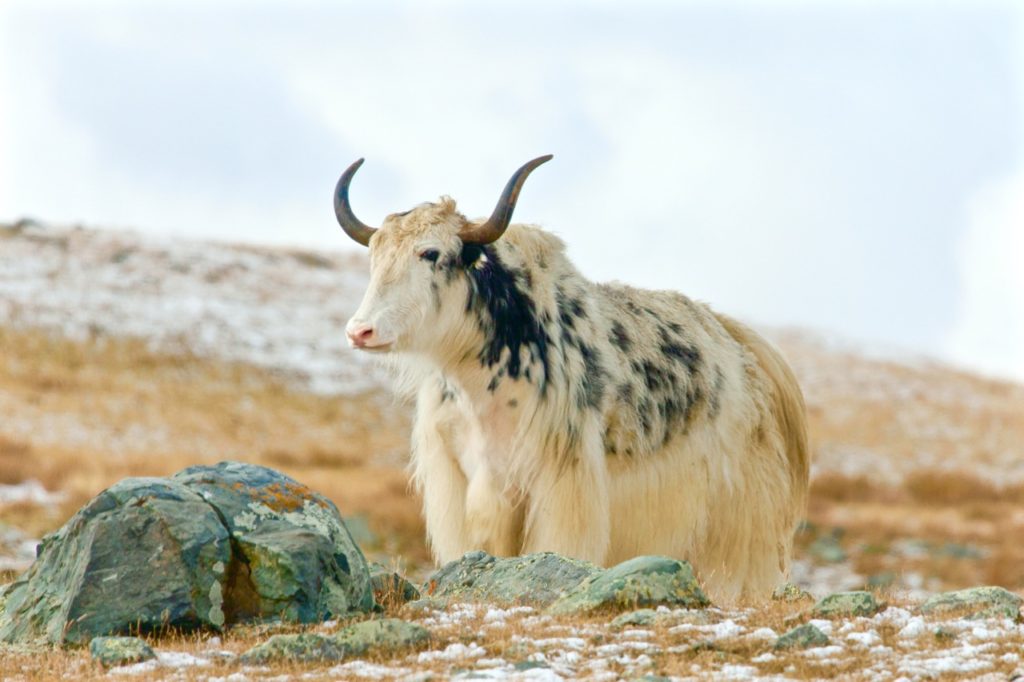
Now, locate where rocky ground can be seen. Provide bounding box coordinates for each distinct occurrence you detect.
[1,220,1023,679]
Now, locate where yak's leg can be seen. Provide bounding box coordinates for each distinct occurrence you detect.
[521,418,610,565]
[465,466,522,557]
[409,387,475,564]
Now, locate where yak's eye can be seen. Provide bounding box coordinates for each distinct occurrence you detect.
[419,249,440,263]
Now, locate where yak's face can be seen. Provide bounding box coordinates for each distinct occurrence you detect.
[345,199,470,353]
[335,155,552,354]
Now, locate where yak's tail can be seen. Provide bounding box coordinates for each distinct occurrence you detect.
[715,314,810,511]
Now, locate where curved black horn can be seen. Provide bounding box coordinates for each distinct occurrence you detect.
[459,155,553,245]
[334,158,378,246]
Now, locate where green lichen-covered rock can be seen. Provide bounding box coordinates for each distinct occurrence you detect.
[0,461,375,646]
[772,583,814,603]
[401,597,448,617]
[610,608,660,629]
[811,591,883,618]
[369,563,420,605]
[808,534,847,563]
[174,462,374,622]
[425,551,599,606]
[239,618,429,664]
[547,556,710,615]
[774,623,829,650]
[920,586,1022,620]
[89,636,156,667]
[239,632,348,664]
[0,478,232,646]
[334,618,430,654]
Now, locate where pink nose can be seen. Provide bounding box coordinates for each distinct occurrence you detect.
[347,324,375,348]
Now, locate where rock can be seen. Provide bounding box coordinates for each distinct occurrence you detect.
[370,563,420,606]
[239,632,349,664]
[0,478,232,646]
[334,618,430,655]
[401,598,448,617]
[920,586,1022,620]
[774,623,829,650]
[425,551,598,606]
[173,462,374,622]
[934,542,986,560]
[611,608,660,629]
[240,618,429,663]
[0,461,374,646]
[808,534,847,563]
[89,636,156,667]
[865,572,896,591]
[547,556,710,615]
[772,583,814,602]
[810,591,883,618]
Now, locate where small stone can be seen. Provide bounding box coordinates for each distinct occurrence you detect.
[808,535,847,563]
[239,618,428,664]
[425,551,598,606]
[401,598,448,617]
[239,632,347,664]
[933,543,985,560]
[333,618,430,656]
[811,591,883,618]
[547,556,710,615]
[89,636,156,667]
[866,572,897,591]
[369,563,421,605]
[920,586,1022,620]
[772,583,814,602]
[611,609,659,629]
[774,623,829,650]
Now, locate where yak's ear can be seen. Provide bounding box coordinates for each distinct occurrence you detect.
[460,242,487,268]
[458,155,552,245]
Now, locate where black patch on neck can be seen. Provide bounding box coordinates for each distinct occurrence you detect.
[462,243,550,392]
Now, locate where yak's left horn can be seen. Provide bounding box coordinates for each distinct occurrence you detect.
[459,155,553,245]
[334,158,378,246]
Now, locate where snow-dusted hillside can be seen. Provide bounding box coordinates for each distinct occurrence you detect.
[2,219,1023,484]
[0,220,382,395]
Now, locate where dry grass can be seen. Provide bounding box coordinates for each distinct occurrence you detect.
[0,326,425,562]
[4,595,1023,680]
[3,324,1024,679]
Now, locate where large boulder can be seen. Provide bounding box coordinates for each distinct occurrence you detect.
[0,462,374,646]
[173,462,373,623]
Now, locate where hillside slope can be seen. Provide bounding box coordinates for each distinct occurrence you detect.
[2,220,1023,596]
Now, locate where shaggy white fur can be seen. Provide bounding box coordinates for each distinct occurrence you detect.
[345,196,808,603]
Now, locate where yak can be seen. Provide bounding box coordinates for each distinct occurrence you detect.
[335,155,809,602]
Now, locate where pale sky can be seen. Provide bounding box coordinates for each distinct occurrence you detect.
[1,0,1022,382]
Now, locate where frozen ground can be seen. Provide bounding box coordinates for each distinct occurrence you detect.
[52,603,1024,681]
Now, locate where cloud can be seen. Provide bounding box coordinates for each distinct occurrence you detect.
[947,174,1024,382]
[1,2,1022,381]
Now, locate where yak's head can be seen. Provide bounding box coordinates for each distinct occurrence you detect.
[337,155,551,354]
